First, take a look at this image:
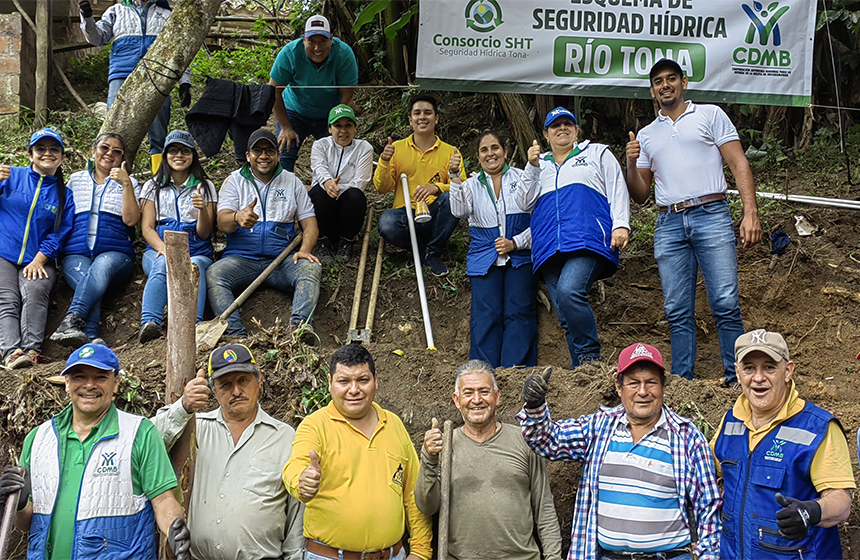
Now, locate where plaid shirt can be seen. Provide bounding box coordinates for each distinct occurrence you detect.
[516,403,721,560]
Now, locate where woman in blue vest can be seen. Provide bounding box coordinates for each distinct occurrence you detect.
[449,131,536,368]
[138,130,217,343]
[0,128,75,369]
[51,132,141,348]
[515,108,630,369]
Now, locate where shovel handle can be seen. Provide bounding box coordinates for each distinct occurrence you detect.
[218,233,304,320]
[0,490,19,560]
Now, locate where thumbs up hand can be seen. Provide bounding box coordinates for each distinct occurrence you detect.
[324,176,340,199]
[528,140,541,167]
[181,368,211,414]
[448,148,462,176]
[381,137,395,162]
[299,449,322,501]
[191,185,205,209]
[626,131,640,163]
[235,197,259,229]
[775,493,821,540]
[110,160,132,188]
[522,366,552,409]
[422,418,443,457]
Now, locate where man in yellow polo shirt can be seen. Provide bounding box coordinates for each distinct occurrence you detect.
[373,93,466,277]
[711,329,854,559]
[283,343,432,560]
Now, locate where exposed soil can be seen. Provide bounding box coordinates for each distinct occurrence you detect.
[3,89,860,557]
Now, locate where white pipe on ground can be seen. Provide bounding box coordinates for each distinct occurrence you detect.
[729,189,860,210]
[400,174,436,350]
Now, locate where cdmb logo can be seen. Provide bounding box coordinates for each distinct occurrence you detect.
[742,1,790,46]
[465,0,502,33]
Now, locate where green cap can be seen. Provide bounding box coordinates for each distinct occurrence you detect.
[328,104,356,125]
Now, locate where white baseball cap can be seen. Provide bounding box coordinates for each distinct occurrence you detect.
[304,15,331,38]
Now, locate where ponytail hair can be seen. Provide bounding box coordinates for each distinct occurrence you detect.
[53,165,66,233]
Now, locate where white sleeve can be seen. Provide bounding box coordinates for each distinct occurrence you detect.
[513,227,532,251]
[711,106,741,147]
[448,176,473,219]
[217,174,241,213]
[600,149,630,231]
[81,6,114,46]
[131,176,141,201]
[139,179,157,203]
[339,142,374,193]
[295,178,316,221]
[516,161,543,212]
[203,179,218,203]
[150,399,192,449]
[636,130,652,170]
[310,140,332,187]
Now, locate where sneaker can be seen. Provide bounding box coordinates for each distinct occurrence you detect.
[314,239,333,263]
[5,349,32,369]
[335,240,354,263]
[50,313,88,347]
[138,322,162,344]
[291,321,318,345]
[27,350,48,365]
[90,338,106,346]
[424,255,449,277]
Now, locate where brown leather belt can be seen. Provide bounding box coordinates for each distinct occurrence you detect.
[658,192,726,213]
[305,539,402,560]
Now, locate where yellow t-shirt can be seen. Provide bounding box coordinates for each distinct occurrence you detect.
[710,382,855,492]
[373,134,466,210]
[283,402,432,559]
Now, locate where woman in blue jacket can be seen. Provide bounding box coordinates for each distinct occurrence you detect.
[138,130,217,343]
[0,128,75,368]
[516,108,630,369]
[449,131,536,368]
[50,132,141,347]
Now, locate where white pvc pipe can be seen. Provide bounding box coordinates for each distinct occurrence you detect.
[729,189,860,210]
[400,174,436,350]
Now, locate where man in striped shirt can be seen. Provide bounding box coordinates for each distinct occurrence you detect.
[517,343,721,560]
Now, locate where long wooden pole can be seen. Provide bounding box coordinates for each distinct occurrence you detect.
[438,420,454,560]
[163,231,199,559]
[348,207,374,333]
[34,0,50,121]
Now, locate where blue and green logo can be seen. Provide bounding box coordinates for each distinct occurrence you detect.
[742,2,790,46]
[465,0,502,33]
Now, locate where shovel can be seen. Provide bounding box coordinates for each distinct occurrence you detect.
[348,237,384,345]
[195,233,303,351]
[347,208,374,342]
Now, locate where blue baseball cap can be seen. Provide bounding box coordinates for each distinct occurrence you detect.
[29,128,64,149]
[61,343,120,376]
[543,107,577,129]
[164,130,196,151]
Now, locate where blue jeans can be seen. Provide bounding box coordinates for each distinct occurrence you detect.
[541,251,607,369]
[304,544,406,560]
[141,249,213,326]
[654,200,744,382]
[378,191,460,260]
[470,263,537,368]
[205,255,321,336]
[601,553,692,560]
[278,110,329,172]
[108,78,171,154]
[62,252,134,340]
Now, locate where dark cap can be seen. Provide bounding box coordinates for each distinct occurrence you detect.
[61,343,120,375]
[208,344,258,380]
[650,58,684,80]
[248,129,278,150]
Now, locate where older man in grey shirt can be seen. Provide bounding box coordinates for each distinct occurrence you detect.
[153,343,303,560]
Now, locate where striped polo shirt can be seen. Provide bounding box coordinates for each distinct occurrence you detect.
[597,411,691,552]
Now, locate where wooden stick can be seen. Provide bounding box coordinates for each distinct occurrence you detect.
[0,491,19,560]
[53,59,93,116]
[438,420,454,560]
[35,0,50,121]
[348,208,374,332]
[365,239,385,332]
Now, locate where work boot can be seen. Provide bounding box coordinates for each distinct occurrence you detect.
[139,322,162,344]
[291,321,318,346]
[314,238,333,263]
[5,349,32,369]
[50,313,88,347]
[335,238,355,263]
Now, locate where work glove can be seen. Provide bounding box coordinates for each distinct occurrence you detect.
[178,84,192,108]
[522,366,552,409]
[167,517,191,560]
[775,492,821,540]
[0,466,30,511]
[78,0,93,18]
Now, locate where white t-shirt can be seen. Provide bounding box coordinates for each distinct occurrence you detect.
[140,178,217,224]
[635,101,740,207]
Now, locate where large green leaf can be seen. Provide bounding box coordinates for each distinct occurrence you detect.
[384,3,419,40]
[353,0,391,34]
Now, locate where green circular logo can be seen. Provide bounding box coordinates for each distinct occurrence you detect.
[80,346,95,358]
[465,0,503,33]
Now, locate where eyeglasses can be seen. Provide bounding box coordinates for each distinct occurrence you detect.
[167,146,194,156]
[96,144,124,158]
[32,145,63,155]
[250,147,277,157]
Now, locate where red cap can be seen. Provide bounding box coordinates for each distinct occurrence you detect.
[618,343,664,375]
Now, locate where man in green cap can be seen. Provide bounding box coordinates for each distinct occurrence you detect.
[307,104,374,262]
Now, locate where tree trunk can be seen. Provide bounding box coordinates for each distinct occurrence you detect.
[100,0,221,169]
[383,3,405,84]
[331,0,372,77]
[35,0,50,121]
[498,93,538,166]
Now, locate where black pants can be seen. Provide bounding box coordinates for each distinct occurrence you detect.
[308,186,367,243]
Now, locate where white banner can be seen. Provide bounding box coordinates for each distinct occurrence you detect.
[416,0,817,106]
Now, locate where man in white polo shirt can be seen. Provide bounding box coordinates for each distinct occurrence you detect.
[517,342,722,560]
[625,58,761,387]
